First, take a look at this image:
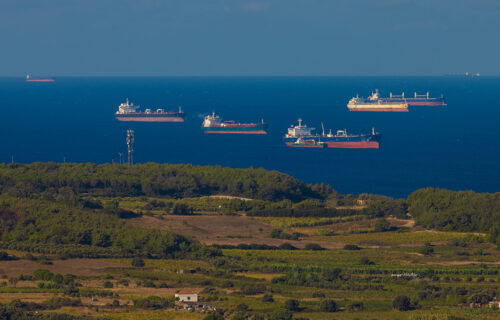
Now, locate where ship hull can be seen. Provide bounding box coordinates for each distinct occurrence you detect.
[348,106,408,112]
[290,144,326,148]
[116,117,184,122]
[26,79,55,82]
[115,113,185,122]
[202,123,268,134]
[384,98,446,106]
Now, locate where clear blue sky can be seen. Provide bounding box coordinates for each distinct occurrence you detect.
[1,0,498,76]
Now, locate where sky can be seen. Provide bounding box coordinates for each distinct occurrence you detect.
[0,0,498,76]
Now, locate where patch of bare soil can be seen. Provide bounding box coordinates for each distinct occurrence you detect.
[129,214,274,240]
[0,259,126,277]
[387,217,415,228]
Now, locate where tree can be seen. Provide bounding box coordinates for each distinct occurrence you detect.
[284,299,300,311]
[374,218,391,232]
[392,295,411,311]
[131,257,145,267]
[319,299,337,312]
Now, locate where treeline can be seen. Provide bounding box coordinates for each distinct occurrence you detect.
[247,199,407,218]
[407,188,500,245]
[0,162,330,201]
[0,196,220,259]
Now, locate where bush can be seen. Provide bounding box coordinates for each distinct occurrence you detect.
[221,280,234,288]
[392,295,411,311]
[304,243,324,251]
[343,244,361,250]
[347,301,364,311]
[418,243,434,255]
[374,218,391,232]
[284,299,300,311]
[131,257,145,267]
[319,299,337,312]
[262,294,274,302]
[103,281,113,288]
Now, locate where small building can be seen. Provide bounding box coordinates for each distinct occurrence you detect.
[175,292,198,303]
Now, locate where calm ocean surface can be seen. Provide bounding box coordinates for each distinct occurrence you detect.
[1,76,499,198]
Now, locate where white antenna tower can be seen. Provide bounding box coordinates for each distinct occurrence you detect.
[126,130,134,165]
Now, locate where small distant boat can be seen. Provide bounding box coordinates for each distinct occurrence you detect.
[202,112,268,134]
[291,137,326,148]
[115,99,185,122]
[25,74,55,82]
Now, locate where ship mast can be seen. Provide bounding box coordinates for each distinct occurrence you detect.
[321,122,325,136]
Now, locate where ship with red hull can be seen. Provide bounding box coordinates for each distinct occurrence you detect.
[26,74,55,82]
[383,91,446,106]
[284,119,381,149]
[115,99,185,122]
[202,112,268,134]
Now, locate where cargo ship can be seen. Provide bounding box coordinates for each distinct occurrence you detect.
[26,74,55,82]
[115,99,185,122]
[202,112,268,134]
[283,119,381,149]
[383,91,446,106]
[348,90,408,112]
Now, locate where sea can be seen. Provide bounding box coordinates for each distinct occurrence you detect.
[1,76,499,198]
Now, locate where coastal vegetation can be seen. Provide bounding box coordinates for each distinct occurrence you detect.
[0,162,498,319]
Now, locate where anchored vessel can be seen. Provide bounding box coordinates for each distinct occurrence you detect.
[202,112,268,134]
[25,74,55,82]
[284,119,381,149]
[115,99,185,122]
[384,91,446,106]
[348,90,408,112]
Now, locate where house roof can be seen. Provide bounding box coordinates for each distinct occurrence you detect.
[176,292,198,295]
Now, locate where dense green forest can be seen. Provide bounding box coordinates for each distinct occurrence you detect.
[407,188,500,245]
[0,195,218,258]
[0,162,330,201]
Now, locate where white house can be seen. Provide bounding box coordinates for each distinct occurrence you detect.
[175,292,198,303]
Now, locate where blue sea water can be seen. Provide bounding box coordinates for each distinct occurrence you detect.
[1,76,499,198]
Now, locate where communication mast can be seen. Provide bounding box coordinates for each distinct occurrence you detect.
[126,130,134,165]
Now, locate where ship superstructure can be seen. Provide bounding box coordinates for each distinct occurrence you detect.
[284,119,381,149]
[347,90,408,112]
[115,99,185,122]
[202,112,268,134]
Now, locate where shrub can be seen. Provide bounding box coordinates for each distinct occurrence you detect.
[221,280,234,288]
[103,281,113,288]
[284,299,300,311]
[319,299,337,312]
[374,219,391,232]
[347,301,364,311]
[418,243,434,255]
[304,243,324,251]
[392,295,411,311]
[262,294,274,302]
[131,257,145,267]
[343,244,361,250]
